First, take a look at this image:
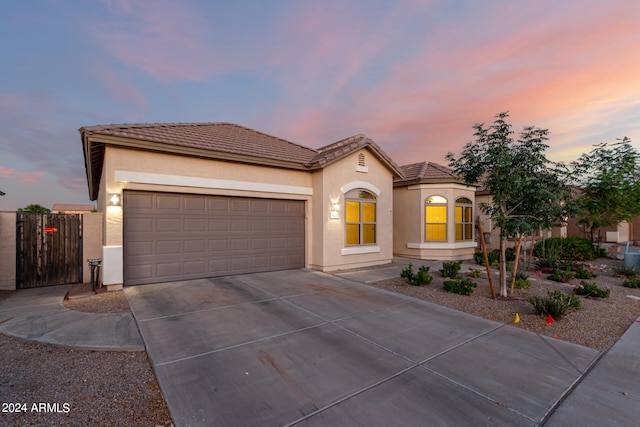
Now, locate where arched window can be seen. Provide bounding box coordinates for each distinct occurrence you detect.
[345,189,376,245]
[455,197,473,241]
[425,196,447,241]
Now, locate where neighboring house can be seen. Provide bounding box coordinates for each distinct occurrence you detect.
[393,162,478,260]
[52,204,96,214]
[80,122,404,288]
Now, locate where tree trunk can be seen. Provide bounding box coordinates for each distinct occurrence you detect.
[499,230,508,297]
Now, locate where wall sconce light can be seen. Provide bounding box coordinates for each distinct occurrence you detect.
[330,203,340,219]
[108,193,122,207]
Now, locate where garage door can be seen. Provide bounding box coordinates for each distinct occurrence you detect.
[123,191,305,285]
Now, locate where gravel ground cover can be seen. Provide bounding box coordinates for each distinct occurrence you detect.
[0,289,172,427]
[368,258,640,352]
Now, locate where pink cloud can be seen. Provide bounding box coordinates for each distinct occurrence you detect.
[0,166,46,184]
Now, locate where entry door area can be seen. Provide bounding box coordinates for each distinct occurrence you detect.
[123,191,305,285]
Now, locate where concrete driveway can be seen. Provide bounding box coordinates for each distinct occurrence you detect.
[125,269,600,427]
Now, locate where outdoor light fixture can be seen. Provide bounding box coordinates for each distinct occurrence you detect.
[108,193,121,207]
[330,202,340,219]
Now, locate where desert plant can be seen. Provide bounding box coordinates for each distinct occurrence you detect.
[400,263,433,286]
[511,270,531,289]
[623,278,640,289]
[474,250,500,267]
[573,281,610,298]
[613,265,638,279]
[530,290,580,319]
[547,270,575,283]
[443,278,477,296]
[574,265,597,279]
[534,247,561,271]
[440,260,463,279]
[467,268,483,278]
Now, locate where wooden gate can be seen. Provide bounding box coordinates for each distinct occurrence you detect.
[16,213,83,289]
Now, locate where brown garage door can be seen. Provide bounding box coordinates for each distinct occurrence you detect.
[123,191,305,285]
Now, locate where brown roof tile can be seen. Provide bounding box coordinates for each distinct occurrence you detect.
[80,122,318,165]
[396,161,463,183]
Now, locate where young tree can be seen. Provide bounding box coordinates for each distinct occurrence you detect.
[571,137,640,246]
[446,112,572,297]
[17,204,51,213]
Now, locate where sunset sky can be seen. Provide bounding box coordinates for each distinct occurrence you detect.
[1,0,639,210]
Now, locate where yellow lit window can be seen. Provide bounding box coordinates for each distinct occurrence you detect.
[425,196,447,241]
[345,190,376,245]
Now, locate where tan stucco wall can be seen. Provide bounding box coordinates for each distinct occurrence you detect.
[393,184,477,260]
[310,149,394,271]
[0,211,17,290]
[82,212,103,284]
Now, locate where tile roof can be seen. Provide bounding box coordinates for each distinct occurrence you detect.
[395,161,463,184]
[80,122,318,166]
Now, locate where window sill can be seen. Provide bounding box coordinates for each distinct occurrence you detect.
[342,246,381,255]
[407,242,477,250]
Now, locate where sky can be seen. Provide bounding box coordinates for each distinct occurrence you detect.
[1,0,639,211]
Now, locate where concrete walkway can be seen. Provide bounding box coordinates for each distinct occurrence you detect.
[0,285,144,351]
[0,265,638,426]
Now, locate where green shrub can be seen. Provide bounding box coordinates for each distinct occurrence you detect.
[467,268,482,278]
[535,247,561,271]
[474,250,500,267]
[505,247,516,262]
[547,270,575,283]
[533,237,595,261]
[511,270,531,289]
[574,265,597,279]
[530,291,580,319]
[400,263,433,286]
[573,281,610,298]
[613,265,638,279]
[440,260,463,279]
[443,278,477,296]
[623,278,640,289]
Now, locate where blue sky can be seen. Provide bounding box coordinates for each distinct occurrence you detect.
[1,0,639,210]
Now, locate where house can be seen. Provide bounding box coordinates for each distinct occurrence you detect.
[80,122,404,288]
[393,162,478,260]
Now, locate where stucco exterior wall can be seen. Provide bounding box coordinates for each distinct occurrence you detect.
[310,149,394,271]
[81,212,103,284]
[0,211,17,290]
[393,184,477,260]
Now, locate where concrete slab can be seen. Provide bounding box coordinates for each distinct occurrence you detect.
[123,276,274,320]
[544,316,640,426]
[423,325,600,423]
[153,323,413,427]
[134,298,324,365]
[235,268,359,297]
[336,300,502,362]
[297,367,538,427]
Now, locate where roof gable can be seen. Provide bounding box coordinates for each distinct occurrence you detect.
[395,161,470,185]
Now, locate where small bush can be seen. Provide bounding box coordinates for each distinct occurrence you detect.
[400,263,433,286]
[547,270,574,283]
[613,265,638,279]
[511,270,531,289]
[535,248,561,271]
[533,237,595,261]
[573,281,610,298]
[623,278,640,289]
[530,291,580,319]
[474,250,500,267]
[574,265,597,279]
[467,268,482,278]
[505,247,516,262]
[440,260,463,279]
[443,278,477,296]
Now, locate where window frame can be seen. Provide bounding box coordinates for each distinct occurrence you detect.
[425,195,448,242]
[345,189,377,246]
[455,197,473,241]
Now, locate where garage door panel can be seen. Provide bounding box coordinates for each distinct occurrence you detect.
[124,192,305,285]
